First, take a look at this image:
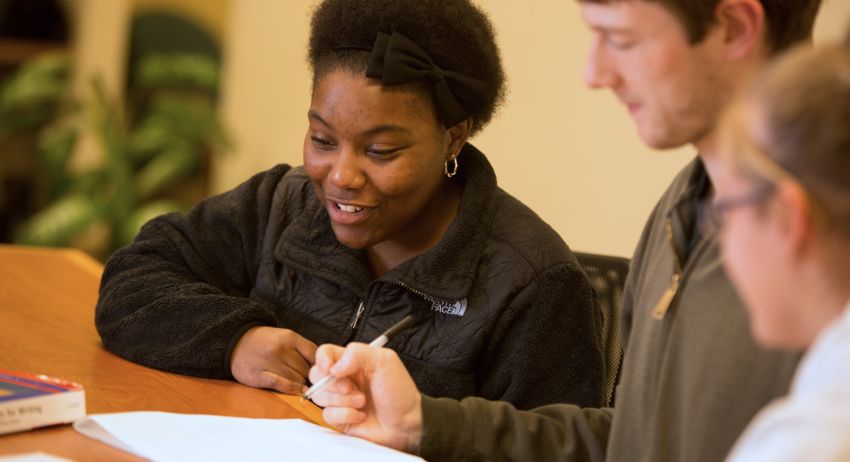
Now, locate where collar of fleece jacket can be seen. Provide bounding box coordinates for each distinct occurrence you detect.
[276,143,497,301]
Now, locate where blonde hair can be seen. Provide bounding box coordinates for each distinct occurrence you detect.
[728,35,850,237]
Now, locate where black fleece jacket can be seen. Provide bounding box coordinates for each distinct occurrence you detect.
[95,144,604,410]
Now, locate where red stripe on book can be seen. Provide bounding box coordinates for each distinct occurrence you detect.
[0,370,81,392]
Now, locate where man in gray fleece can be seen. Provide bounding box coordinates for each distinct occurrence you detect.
[306,0,822,461]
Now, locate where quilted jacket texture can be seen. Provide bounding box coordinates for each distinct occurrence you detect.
[95,144,605,410]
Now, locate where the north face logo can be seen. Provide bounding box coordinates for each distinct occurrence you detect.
[431,299,467,316]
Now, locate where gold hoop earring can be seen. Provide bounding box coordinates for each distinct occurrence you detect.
[444,157,458,178]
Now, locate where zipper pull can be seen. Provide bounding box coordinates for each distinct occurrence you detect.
[351,301,366,329]
[653,218,684,320]
[652,273,680,320]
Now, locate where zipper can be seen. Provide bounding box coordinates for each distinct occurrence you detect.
[651,272,680,320]
[348,281,447,339]
[350,301,366,329]
[387,279,448,305]
[652,218,683,320]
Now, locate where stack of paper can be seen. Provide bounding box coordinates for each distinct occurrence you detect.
[74,412,424,462]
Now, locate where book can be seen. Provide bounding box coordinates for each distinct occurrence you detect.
[0,369,85,435]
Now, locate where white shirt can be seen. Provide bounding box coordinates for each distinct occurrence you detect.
[727,300,850,462]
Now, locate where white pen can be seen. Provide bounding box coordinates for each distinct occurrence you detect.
[302,314,416,401]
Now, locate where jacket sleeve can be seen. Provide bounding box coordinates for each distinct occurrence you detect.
[95,164,293,379]
[419,394,613,462]
[477,262,606,410]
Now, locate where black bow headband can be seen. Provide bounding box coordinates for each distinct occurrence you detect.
[365,31,490,128]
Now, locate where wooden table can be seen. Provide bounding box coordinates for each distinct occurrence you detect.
[0,245,325,460]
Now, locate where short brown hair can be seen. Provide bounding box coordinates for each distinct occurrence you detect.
[578,0,821,54]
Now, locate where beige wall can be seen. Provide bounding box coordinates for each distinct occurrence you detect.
[68,0,130,172]
[215,0,313,192]
[216,0,849,258]
[474,1,691,258]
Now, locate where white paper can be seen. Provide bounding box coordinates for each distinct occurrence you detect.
[0,453,73,462]
[73,412,423,462]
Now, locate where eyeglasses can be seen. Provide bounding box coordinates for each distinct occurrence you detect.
[705,183,776,231]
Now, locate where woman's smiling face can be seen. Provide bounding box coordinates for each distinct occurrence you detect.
[303,69,455,250]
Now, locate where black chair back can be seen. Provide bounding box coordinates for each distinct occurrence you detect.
[574,251,630,406]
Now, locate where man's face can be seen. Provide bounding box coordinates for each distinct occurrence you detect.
[581,0,732,150]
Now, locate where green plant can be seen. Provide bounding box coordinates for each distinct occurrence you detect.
[0,53,72,139]
[0,52,229,260]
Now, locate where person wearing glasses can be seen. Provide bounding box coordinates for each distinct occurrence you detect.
[94,0,605,411]
[715,32,850,461]
[307,1,823,461]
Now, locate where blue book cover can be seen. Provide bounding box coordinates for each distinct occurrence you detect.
[0,369,85,435]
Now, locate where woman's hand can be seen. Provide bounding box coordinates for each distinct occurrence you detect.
[308,343,423,454]
[230,326,317,394]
